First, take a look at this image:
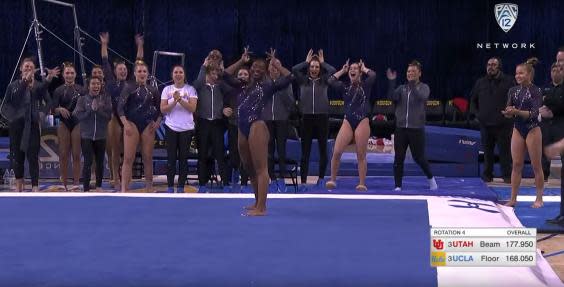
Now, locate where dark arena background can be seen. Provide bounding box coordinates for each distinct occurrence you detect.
[1,0,562,103]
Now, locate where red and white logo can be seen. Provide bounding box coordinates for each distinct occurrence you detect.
[433,239,444,250]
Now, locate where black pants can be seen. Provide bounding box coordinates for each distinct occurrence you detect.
[393,128,433,188]
[300,114,329,183]
[165,126,194,187]
[480,123,512,179]
[197,119,227,186]
[81,138,106,191]
[542,119,564,216]
[541,120,552,179]
[267,120,289,180]
[227,123,249,185]
[9,118,40,186]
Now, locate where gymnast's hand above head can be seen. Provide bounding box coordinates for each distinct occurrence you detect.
[317,49,325,64]
[99,32,109,45]
[333,59,349,79]
[135,34,144,47]
[267,49,291,77]
[359,59,371,74]
[386,68,397,80]
[203,55,211,67]
[342,59,350,72]
[241,46,251,64]
[329,58,349,80]
[305,49,314,63]
[265,48,276,62]
[224,47,250,76]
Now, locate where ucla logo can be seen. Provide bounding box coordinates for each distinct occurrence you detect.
[448,199,500,214]
[495,3,518,33]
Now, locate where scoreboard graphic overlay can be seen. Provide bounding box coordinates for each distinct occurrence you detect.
[430,228,536,267]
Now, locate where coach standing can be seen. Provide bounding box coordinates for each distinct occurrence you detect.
[470,57,515,183]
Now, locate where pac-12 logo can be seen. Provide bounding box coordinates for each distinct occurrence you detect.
[495,3,518,33]
[433,239,444,250]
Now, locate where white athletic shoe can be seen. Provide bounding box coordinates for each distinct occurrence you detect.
[429,177,438,191]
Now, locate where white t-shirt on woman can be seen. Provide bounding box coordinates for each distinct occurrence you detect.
[161,84,198,132]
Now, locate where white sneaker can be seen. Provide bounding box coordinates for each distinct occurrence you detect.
[429,177,438,190]
[394,187,402,192]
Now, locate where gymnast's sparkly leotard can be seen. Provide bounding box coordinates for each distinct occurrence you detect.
[507,84,542,138]
[231,76,292,138]
[328,71,376,130]
[117,83,161,133]
[52,84,83,131]
[102,58,129,126]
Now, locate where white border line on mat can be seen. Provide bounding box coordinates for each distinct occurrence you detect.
[0,192,559,202]
[517,195,560,202]
[0,192,469,200]
[0,192,430,200]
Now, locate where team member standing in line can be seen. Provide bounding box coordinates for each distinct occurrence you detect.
[73,76,112,192]
[326,59,376,191]
[387,61,438,191]
[160,65,198,192]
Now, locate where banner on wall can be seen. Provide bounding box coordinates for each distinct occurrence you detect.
[38,127,110,179]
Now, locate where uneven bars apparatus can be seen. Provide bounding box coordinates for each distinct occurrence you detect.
[1,0,82,121]
[34,0,87,85]
[151,51,185,88]
[1,0,169,122]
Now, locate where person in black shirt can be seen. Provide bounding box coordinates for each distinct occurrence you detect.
[540,62,564,180]
[542,61,564,224]
[470,57,515,183]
